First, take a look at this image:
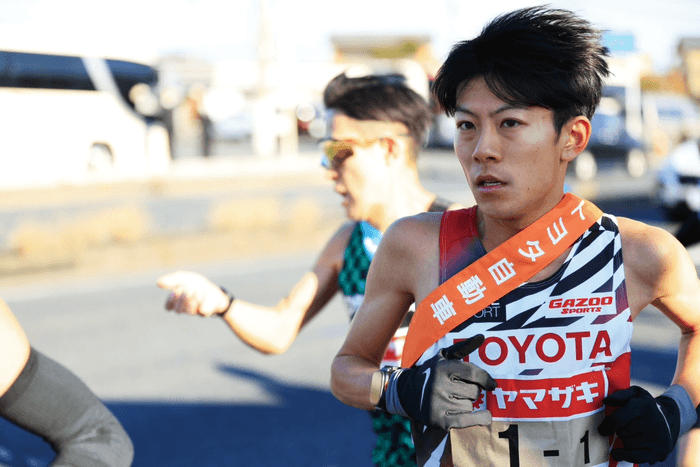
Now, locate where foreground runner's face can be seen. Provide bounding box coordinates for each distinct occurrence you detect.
[453,77,572,229]
[323,112,408,224]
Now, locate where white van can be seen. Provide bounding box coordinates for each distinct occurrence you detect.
[0,50,171,188]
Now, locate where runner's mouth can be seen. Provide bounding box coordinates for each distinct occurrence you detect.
[476,176,506,188]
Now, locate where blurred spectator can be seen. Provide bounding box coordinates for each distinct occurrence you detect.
[186,84,214,157]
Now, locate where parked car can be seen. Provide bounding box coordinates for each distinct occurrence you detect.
[655,138,700,221]
[426,112,455,148]
[570,95,649,181]
[643,93,700,151]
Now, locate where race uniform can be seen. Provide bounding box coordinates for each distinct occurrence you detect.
[411,206,634,467]
[338,198,451,467]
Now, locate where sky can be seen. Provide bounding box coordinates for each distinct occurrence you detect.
[0,0,698,73]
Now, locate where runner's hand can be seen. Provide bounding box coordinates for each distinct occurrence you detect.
[598,386,681,464]
[394,334,497,430]
[157,271,231,317]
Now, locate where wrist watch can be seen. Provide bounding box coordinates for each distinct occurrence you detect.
[218,286,235,317]
[369,366,401,409]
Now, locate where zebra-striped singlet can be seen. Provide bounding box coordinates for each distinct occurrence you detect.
[412,206,635,467]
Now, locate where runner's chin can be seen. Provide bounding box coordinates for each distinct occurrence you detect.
[343,199,361,221]
[473,196,522,222]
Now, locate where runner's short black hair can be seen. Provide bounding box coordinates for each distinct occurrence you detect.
[323,73,433,158]
[432,6,610,134]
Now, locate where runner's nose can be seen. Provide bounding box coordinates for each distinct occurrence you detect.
[473,125,501,163]
[325,168,339,181]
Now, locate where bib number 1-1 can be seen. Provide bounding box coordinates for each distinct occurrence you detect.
[450,413,607,467]
[498,425,592,467]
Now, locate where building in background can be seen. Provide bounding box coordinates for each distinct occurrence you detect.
[679,37,700,102]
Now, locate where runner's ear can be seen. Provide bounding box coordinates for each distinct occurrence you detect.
[561,116,591,162]
[383,136,411,167]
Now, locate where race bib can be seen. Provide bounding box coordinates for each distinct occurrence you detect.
[450,414,610,467]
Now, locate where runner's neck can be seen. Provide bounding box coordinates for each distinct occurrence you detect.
[476,193,567,252]
[367,187,439,233]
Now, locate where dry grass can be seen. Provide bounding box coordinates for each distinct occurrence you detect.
[0,203,343,287]
[7,207,151,260]
[0,169,339,284]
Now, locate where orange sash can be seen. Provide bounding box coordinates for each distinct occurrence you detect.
[401,193,603,368]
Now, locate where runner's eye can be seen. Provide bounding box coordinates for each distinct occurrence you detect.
[320,140,355,170]
[457,121,475,131]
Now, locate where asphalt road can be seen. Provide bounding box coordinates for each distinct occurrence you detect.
[0,157,695,466]
[0,249,691,467]
[1,254,371,467]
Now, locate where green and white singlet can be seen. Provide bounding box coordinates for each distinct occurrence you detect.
[337,198,451,467]
[338,220,415,467]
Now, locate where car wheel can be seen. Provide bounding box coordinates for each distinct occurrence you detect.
[574,151,597,181]
[626,149,647,178]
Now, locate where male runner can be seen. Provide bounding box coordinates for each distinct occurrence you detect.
[0,298,133,466]
[330,7,700,467]
[158,73,461,466]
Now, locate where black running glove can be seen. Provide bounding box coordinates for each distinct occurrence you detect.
[387,334,497,431]
[598,385,690,464]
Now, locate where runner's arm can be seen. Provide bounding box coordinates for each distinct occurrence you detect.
[158,222,352,354]
[648,239,700,406]
[0,299,134,466]
[621,219,700,405]
[599,220,700,463]
[0,299,31,396]
[331,216,433,410]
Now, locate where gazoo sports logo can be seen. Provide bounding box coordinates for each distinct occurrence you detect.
[548,294,614,315]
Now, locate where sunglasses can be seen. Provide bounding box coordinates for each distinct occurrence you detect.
[319,137,405,170]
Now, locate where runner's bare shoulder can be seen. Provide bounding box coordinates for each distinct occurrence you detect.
[617,217,685,275]
[384,212,442,248]
[321,220,358,255]
[375,212,443,271]
[617,216,695,315]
